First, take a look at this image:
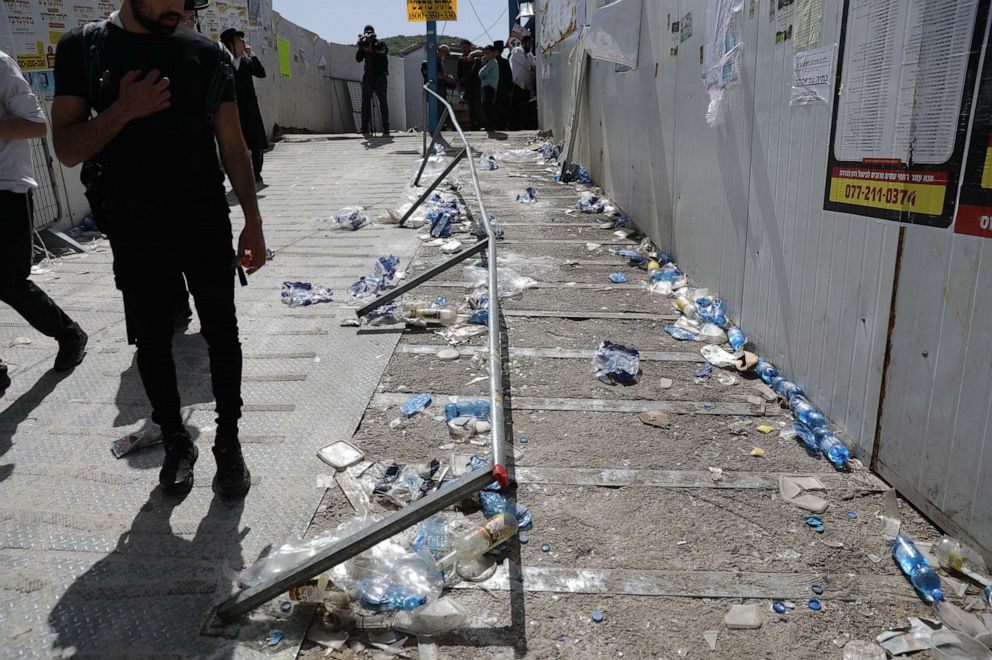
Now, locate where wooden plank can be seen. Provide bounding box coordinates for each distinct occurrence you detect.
[451,565,917,603]
[395,344,702,363]
[503,309,677,321]
[514,467,886,491]
[372,393,764,416]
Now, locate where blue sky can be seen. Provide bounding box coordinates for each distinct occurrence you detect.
[272,1,512,46]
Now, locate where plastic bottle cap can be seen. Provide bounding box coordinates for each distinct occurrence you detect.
[808,599,821,611]
[592,610,604,623]
[847,511,857,519]
[811,584,823,595]
[520,436,529,444]
[279,601,292,613]
[541,542,551,553]
[772,600,786,613]
[932,589,944,602]
[519,534,529,544]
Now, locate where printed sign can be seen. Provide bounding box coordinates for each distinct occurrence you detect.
[539,0,578,53]
[790,45,832,106]
[277,36,290,78]
[955,25,992,238]
[823,0,990,227]
[407,0,457,22]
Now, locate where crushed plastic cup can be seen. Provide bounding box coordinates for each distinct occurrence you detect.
[281,281,333,307]
[331,206,369,230]
[516,187,538,203]
[479,153,499,170]
[576,192,605,213]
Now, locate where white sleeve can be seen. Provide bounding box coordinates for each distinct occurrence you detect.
[0,55,46,123]
[509,47,525,75]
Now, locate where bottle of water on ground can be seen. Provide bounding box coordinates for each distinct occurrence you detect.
[451,510,519,563]
[934,536,991,584]
[817,433,850,468]
[444,400,491,422]
[890,534,944,603]
[790,396,827,429]
[754,359,778,384]
[772,377,805,402]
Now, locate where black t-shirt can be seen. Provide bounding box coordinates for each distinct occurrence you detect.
[54,23,236,229]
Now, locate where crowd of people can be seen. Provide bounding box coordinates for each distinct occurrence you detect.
[425,35,538,133]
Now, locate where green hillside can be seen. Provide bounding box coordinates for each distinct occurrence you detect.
[378,35,475,56]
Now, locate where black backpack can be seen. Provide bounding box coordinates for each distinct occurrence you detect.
[79,21,233,232]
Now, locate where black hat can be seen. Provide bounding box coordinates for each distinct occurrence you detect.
[185,0,210,10]
[220,28,245,45]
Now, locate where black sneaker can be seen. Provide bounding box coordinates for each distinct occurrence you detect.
[212,444,251,499]
[54,323,87,372]
[160,430,198,496]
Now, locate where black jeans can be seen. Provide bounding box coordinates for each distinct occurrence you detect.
[361,76,389,132]
[113,233,243,444]
[0,191,76,355]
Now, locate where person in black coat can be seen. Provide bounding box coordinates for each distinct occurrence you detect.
[493,40,512,131]
[220,28,267,183]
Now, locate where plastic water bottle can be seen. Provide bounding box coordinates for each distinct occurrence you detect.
[651,265,684,283]
[790,396,827,429]
[675,296,699,320]
[695,296,727,327]
[452,510,519,563]
[984,585,992,608]
[772,377,805,402]
[412,514,452,561]
[727,326,746,351]
[794,423,820,453]
[818,433,850,468]
[444,400,491,422]
[754,359,778,384]
[406,307,457,325]
[890,534,944,603]
[934,536,990,581]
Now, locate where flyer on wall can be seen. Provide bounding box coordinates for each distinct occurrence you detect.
[954,25,992,239]
[823,0,991,228]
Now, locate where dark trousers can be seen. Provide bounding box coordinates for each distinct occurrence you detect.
[511,84,533,130]
[0,190,76,354]
[361,76,389,133]
[114,237,243,444]
[482,86,496,131]
[250,148,264,180]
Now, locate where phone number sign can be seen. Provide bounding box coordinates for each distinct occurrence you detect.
[408,0,457,22]
[955,23,992,239]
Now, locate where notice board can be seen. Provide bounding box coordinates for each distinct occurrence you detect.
[823,0,990,228]
[955,19,992,238]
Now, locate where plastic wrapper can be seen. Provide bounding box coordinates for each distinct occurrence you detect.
[471,219,505,239]
[281,281,333,306]
[576,191,606,213]
[698,323,728,344]
[111,426,162,458]
[665,325,699,341]
[479,153,499,170]
[613,248,646,266]
[696,296,728,327]
[462,264,537,298]
[435,324,488,345]
[592,340,641,384]
[609,272,627,284]
[399,393,432,417]
[556,163,592,184]
[428,209,455,238]
[240,530,341,587]
[331,206,369,231]
[516,187,538,203]
[352,458,444,507]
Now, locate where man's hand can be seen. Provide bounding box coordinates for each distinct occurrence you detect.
[115,69,171,121]
[238,222,267,274]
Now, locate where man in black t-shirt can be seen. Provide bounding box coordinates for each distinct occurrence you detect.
[50,0,266,500]
[355,24,389,136]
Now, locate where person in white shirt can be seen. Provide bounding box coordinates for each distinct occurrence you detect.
[508,35,537,130]
[0,50,88,397]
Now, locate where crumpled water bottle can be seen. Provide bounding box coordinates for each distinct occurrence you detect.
[400,393,432,418]
[695,296,727,327]
[891,534,944,603]
[444,400,491,422]
[593,340,640,384]
[754,359,778,384]
[727,326,746,351]
[516,187,538,203]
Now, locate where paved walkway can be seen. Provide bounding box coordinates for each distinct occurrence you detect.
[0,135,422,657]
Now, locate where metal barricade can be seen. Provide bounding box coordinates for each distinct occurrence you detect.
[29,137,62,230]
[217,84,509,622]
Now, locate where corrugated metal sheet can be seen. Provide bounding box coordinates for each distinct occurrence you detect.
[538,0,992,554]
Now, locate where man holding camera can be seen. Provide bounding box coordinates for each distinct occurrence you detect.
[355,25,389,137]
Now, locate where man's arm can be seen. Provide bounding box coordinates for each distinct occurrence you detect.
[213,101,266,273]
[250,56,266,79]
[0,117,47,139]
[51,70,171,167]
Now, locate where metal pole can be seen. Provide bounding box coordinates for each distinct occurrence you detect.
[414,107,451,186]
[356,238,489,318]
[560,51,588,183]
[217,470,495,622]
[399,149,466,226]
[508,0,517,39]
[422,88,428,157]
[426,21,439,132]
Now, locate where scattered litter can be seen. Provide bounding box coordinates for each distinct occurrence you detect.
[593,341,641,385]
[750,447,766,457]
[9,337,31,346]
[576,192,606,213]
[399,393,432,418]
[480,153,499,170]
[330,206,369,230]
[847,510,858,520]
[281,281,334,306]
[353,459,444,507]
[779,475,829,513]
[586,242,602,251]
[772,600,787,614]
[842,640,887,660]
[264,629,285,647]
[934,600,990,637]
[724,604,762,630]
[703,630,719,651]
[541,543,551,553]
[708,467,724,481]
[495,148,544,163]
[665,325,698,341]
[717,372,737,386]
[877,617,942,656]
[639,411,671,428]
[437,348,461,361]
[804,516,826,533]
[822,540,845,548]
[753,383,777,402]
[516,187,538,203]
[930,629,992,659]
[440,240,463,254]
[695,364,713,379]
[608,272,627,284]
[659,378,674,389]
[867,553,883,563]
[520,534,529,544]
[754,425,774,434]
[317,440,365,470]
[811,584,824,595]
[591,611,604,623]
[700,345,738,368]
[808,599,822,611]
[111,426,162,458]
[891,534,944,603]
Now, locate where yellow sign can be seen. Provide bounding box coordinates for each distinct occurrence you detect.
[982,147,992,190]
[278,38,291,79]
[828,169,946,216]
[407,0,457,22]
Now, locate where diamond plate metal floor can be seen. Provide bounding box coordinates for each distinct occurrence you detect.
[0,135,422,658]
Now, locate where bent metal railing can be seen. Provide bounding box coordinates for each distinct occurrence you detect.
[217,84,509,622]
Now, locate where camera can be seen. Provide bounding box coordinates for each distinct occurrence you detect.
[358,32,377,48]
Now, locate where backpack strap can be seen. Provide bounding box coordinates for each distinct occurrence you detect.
[205,42,234,125]
[81,20,110,109]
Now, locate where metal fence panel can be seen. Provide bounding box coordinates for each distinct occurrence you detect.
[30,137,62,230]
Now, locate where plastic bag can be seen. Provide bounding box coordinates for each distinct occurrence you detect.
[577,191,606,213]
[353,458,444,507]
[495,148,544,163]
[516,187,538,203]
[463,264,537,297]
[281,281,333,306]
[592,340,641,384]
[479,153,499,170]
[331,206,369,231]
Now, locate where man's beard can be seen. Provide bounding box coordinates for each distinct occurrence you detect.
[130,0,182,34]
